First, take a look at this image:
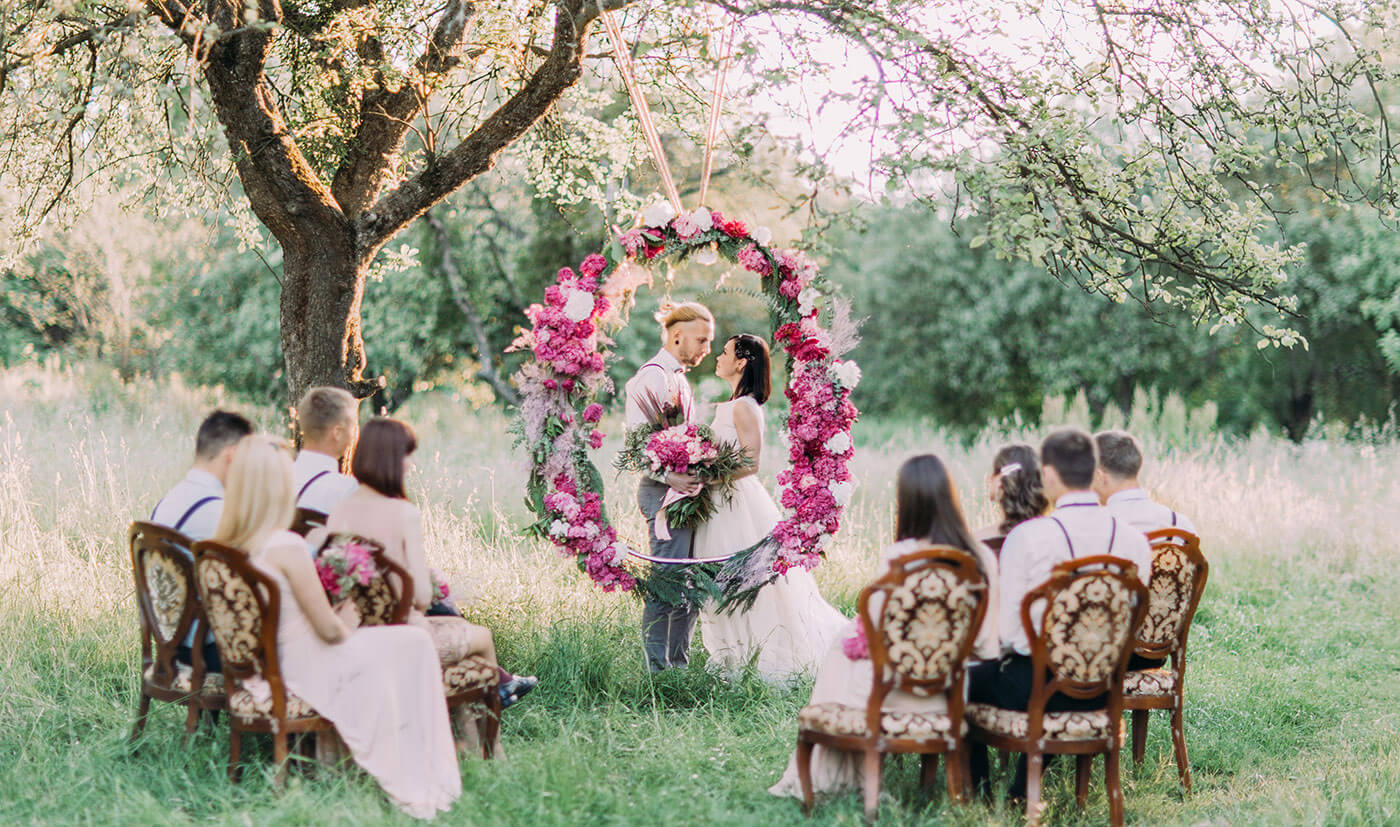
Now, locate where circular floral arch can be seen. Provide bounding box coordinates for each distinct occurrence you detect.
[509,204,860,599]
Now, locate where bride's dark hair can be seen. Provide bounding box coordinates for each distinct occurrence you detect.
[728,334,771,404]
[991,443,1049,534]
[894,454,985,577]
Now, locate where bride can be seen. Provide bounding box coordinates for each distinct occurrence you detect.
[694,334,847,681]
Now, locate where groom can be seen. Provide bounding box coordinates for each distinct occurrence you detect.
[624,301,715,671]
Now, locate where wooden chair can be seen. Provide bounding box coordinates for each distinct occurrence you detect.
[313,531,502,758]
[289,507,328,537]
[129,521,226,739]
[965,556,1147,826]
[795,545,988,822]
[191,540,335,784]
[1126,528,1209,791]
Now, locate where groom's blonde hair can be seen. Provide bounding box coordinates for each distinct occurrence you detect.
[657,301,713,333]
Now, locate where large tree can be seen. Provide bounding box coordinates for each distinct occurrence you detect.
[2,0,1398,401]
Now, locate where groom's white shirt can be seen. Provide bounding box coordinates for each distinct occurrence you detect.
[624,348,693,427]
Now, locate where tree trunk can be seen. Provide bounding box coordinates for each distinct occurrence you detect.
[279,230,380,405]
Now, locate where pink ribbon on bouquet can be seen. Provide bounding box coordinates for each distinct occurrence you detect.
[654,486,701,542]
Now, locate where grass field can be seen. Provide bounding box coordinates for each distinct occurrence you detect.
[1,362,1398,825]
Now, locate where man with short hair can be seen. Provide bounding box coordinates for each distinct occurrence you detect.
[967,427,1151,801]
[293,386,359,514]
[624,301,714,671]
[1093,429,1197,535]
[149,409,254,671]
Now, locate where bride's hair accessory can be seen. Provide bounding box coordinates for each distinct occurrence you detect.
[996,462,1022,478]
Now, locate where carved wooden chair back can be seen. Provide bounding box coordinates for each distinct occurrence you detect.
[859,545,988,732]
[130,521,201,688]
[1025,556,1147,729]
[1138,528,1208,662]
[191,541,286,709]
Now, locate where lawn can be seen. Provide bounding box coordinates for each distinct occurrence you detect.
[1,363,1397,825]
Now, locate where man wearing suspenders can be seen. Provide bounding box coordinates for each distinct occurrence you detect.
[967,427,1151,800]
[623,302,715,671]
[148,410,254,670]
[1094,429,1198,536]
[292,387,359,514]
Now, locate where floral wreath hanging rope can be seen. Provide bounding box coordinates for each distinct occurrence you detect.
[507,11,861,609]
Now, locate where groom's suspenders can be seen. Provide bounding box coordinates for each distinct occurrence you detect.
[298,470,331,502]
[149,494,221,533]
[1048,515,1118,559]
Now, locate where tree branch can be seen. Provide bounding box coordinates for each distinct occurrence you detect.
[355,0,630,256]
[423,208,520,405]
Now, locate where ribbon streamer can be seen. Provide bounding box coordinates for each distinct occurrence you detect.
[699,15,736,208]
[601,10,683,213]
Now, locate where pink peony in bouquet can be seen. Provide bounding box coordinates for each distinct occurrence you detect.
[315,535,380,602]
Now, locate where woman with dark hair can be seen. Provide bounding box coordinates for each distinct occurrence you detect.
[317,418,536,742]
[978,443,1050,547]
[768,454,1000,798]
[694,334,846,681]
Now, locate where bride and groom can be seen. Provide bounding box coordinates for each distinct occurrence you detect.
[624,301,847,678]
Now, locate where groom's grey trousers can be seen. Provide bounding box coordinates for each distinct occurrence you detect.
[637,477,698,671]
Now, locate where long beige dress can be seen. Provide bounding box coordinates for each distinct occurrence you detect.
[768,537,1000,798]
[252,532,460,819]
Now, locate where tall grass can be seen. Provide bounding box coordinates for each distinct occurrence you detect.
[1,361,1397,825]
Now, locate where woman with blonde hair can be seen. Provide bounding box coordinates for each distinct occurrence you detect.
[215,435,460,819]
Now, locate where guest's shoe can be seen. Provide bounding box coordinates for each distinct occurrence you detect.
[499,675,538,709]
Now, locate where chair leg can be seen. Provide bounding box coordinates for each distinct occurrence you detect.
[944,748,966,804]
[1075,754,1092,808]
[1106,748,1125,827]
[273,732,290,789]
[482,700,501,760]
[228,728,243,783]
[1131,710,1149,764]
[1171,704,1191,792]
[921,753,939,789]
[1025,752,1044,826]
[130,693,152,742]
[796,737,815,815]
[184,701,201,734]
[861,749,882,824]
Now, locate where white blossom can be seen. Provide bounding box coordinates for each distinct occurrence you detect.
[563,288,595,322]
[798,286,821,315]
[829,479,856,505]
[752,226,773,246]
[689,208,714,231]
[607,543,628,566]
[830,360,862,389]
[642,201,678,227]
[549,519,569,537]
[826,432,853,455]
[694,246,719,266]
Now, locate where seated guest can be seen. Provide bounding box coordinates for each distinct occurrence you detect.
[967,427,1151,801]
[149,409,254,671]
[1094,429,1197,535]
[217,435,459,819]
[769,454,999,798]
[317,417,538,721]
[977,443,1050,547]
[293,386,359,514]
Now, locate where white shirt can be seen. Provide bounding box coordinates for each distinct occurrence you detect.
[293,450,358,514]
[623,348,694,428]
[1105,488,1197,536]
[997,491,1151,656]
[149,469,225,543]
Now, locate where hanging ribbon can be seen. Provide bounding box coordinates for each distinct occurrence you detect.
[699,15,736,208]
[601,10,683,213]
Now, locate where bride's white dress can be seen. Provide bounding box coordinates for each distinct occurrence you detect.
[694,397,847,682]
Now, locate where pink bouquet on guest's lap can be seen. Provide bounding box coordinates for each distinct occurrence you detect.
[315,537,379,602]
[428,567,451,602]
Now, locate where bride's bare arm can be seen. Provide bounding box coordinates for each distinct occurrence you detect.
[730,400,762,480]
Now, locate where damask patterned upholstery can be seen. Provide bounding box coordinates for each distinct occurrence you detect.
[880,566,980,691]
[1139,545,1199,646]
[143,662,225,695]
[143,551,188,641]
[351,575,399,626]
[1123,668,1176,696]
[197,557,263,669]
[798,701,958,739]
[443,656,497,693]
[228,685,318,722]
[1043,573,1137,684]
[965,702,1111,740]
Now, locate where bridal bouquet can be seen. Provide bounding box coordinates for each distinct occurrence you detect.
[615,417,751,536]
[315,535,380,602]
